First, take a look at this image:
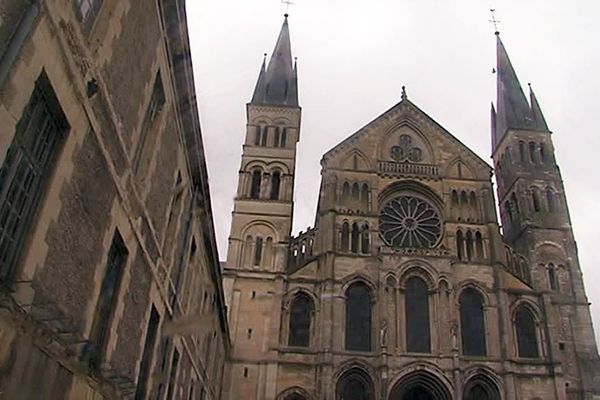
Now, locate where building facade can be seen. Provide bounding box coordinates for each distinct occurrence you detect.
[0,1,228,399]
[222,16,600,400]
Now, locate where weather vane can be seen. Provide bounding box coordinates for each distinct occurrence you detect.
[281,0,295,14]
[489,9,501,34]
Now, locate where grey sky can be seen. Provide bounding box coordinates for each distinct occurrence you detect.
[187,0,600,343]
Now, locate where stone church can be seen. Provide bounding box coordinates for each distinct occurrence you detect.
[221,15,600,400]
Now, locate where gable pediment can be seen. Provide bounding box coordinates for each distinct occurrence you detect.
[321,99,492,179]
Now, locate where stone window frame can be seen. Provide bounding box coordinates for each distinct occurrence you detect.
[281,288,320,351]
[510,300,544,359]
[457,285,489,358]
[342,277,376,353]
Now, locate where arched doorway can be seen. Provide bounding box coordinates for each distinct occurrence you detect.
[463,374,500,400]
[336,367,375,400]
[389,371,451,400]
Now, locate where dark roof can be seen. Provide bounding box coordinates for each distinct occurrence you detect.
[251,15,298,106]
[492,33,549,150]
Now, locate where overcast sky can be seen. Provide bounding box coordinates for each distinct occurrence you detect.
[187,0,600,343]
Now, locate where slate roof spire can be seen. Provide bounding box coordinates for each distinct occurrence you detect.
[492,33,549,150]
[251,14,298,106]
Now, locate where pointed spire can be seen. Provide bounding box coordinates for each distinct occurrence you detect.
[528,83,549,132]
[493,33,549,150]
[250,15,298,106]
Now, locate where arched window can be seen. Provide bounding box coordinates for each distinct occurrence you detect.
[463,375,501,400]
[261,126,268,146]
[281,128,287,147]
[546,188,556,212]
[460,191,468,207]
[510,192,520,214]
[548,263,558,291]
[254,126,262,145]
[539,142,547,164]
[342,182,350,201]
[345,283,372,351]
[456,230,464,260]
[253,237,263,266]
[529,142,537,163]
[515,305,539,358]
[360,224,370,254]
[270,171,281,200]
[405,276,430,353]
[466,230,474,261]
[264,237,273,268]
[274,127,280,147]
[532,188,541,212]
[451,190,459,208]
[351,183,360,202]
[250,170,262,199]
[518,141,526,162]
[351,223,360,254]
[460,288,486,356]
[341,222,350,252]
[361,183,369,209]
[475,232,484,260]
[469,192,478,219]
[288,294,313,347]
[243,235,253,266]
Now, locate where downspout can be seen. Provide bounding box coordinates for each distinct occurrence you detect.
[0,0,41,87]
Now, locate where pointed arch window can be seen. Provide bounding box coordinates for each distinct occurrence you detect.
[351,183,360,203]
[466,231,474,261]
[342,182,350,202]
[361,183,369,209]
[460,288,487,356]
[475,232,484,260]
[515,305,539,358]
[405,276,430,353]
[345,283,372,351]
[451,190,459,208]
[456,230,464,260]
[288,293,313,347]
[341,222,349,252]
[350,223,360,254]
[539,142,547,164]
[518,141,526,162]
[510,192,520,214]
[270,171,281,200]
[504,200,513,222]
[250,170,262,199]
[360,224,370,254]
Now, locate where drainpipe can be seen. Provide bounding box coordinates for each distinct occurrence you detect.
[0,1,41,87]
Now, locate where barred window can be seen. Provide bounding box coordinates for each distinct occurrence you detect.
[0,73,68,281]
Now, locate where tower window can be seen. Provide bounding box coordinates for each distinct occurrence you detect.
[475,232,484,260]
[546,188,556,212]
[341,222,350,252]
[249,170,262,199]
[261,126,268,146]
[518,141,526,162]
[350,223,359,254]
[529,142,537,163]
[0,73,68,282]
[134,306,160,400]
[456,230,464,260]
[274,127,280,147]
[253,237,263,266]
[405,276,430,353]
[465,231,474,261]
[270,171,281,200]
[281,128,287,147]
[254,126,261,146]
[532,189,541,212]
[360,224,370,254]
[539,143,547,164]
[548,263,558,290]
[134,71,165,172]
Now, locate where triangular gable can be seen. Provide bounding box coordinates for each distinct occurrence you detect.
[322,99,492,172]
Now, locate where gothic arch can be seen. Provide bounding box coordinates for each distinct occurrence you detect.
[388,363,453,400]
[455,281,492,306]
[276,387,313,400]
[341,273,377,296]
[379,119,436,164]
[340,148,373,170]
[397,262,437,290]
[447,158,475,179]
[334,361,377,400]
[462,368,502,400]
[283,287,320,312]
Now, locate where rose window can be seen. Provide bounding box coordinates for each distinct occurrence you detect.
[379,195,442,248]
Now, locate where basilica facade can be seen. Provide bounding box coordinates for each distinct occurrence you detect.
[221,15,600,400]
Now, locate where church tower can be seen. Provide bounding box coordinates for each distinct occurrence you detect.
[222,14,302,398]
[491,32,600,396]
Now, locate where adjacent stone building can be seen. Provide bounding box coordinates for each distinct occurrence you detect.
[221,16,600,400]
[0,1,228,399]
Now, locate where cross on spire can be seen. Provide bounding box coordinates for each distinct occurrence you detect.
[489,9,501,35]
[281,0,295,14]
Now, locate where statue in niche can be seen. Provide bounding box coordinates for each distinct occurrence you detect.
[380,319,388,347]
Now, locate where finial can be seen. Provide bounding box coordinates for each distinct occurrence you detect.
[489,9,501,35]
[281,0,295,14]
[401,86,407,101]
